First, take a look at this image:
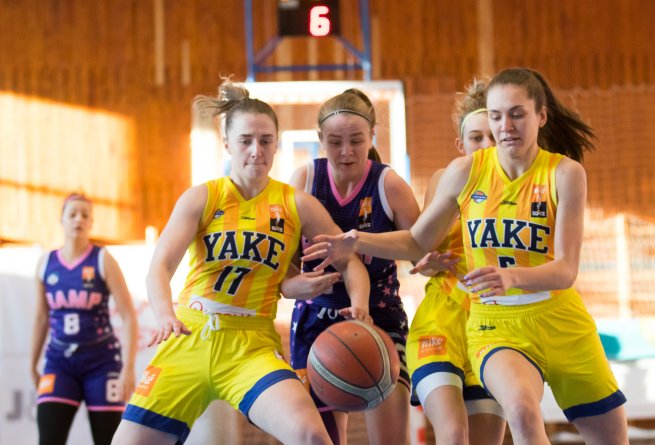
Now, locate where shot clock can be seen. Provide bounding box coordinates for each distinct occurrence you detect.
[278,0,341,37]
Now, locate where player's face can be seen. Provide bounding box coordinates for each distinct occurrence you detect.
[320,113,373,179]
[225,112,278,180]
[61,199,93,240]
[457,112,495,155]
[487,84,546,158]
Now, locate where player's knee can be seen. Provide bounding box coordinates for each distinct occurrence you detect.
[296,423,332,445]
[504,401,543,437]
[434,422,468,445]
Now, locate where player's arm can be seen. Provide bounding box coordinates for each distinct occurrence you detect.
[295,189,371,321]
[409,167,460,276]
[30,254,50,389]
[465,158,586,295]
[303,156,471,266]
[145,185,206,345]
[103,249,138,401]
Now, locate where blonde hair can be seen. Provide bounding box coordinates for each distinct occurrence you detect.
[193,77,278,136]
[452,78,488,136]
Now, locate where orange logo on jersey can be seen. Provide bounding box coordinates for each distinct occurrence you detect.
[82,266,95,287]
[475,343,494,359]
[38,374,56,394]
[358,197,372,229]
[134,366,162,397]
[418,335,447,358]
[269,205,285,234]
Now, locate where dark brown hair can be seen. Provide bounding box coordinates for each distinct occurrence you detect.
[488,67,595,162]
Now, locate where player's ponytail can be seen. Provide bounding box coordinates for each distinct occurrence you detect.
[194,76,279,134]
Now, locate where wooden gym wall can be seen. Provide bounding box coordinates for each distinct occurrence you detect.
[1,0,654,245]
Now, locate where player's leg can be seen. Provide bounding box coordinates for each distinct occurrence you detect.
[407,285,471,445]
[573,406,628,445]
[479,348,548,445]
[290,301,346,443]
[114,307,215,445]
[88,411,123,445]
[36,354,83,445]
[82,344,125,445]
[249,378,333,445]
[466,395,506,445]
[467,302,550,445]
[423,385,469,445]
[364,384,410,445]
[111,420,178,445]
[364,303,410,445]
[37,402,79,445]
[463,363,506,445]
[320,410,348,445]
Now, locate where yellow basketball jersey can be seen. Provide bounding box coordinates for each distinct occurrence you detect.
[457,147,564,302]
[178,177,301,319]
[428,222,469,306]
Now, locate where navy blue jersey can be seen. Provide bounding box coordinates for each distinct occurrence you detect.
[302,158,400,308]
[41,245,114,344]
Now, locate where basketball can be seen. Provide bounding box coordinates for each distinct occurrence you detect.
[307,320,400,411]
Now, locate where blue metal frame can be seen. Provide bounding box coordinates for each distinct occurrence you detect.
[245,0,371,81]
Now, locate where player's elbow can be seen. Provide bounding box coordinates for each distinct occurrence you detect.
[558,265,579,289]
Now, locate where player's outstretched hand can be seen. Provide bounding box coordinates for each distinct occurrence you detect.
[409,250,460,276]
[302,229,359,271]
[148,313,192,347]
[339,306,373,324]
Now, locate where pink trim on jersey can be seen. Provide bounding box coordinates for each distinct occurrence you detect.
[327,159,372,207]
[56,244,94,270]
[37,397,81,407]
[87,405,125,412]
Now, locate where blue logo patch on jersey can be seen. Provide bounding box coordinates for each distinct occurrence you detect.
[471,190,488,203]
[213,209,225,219]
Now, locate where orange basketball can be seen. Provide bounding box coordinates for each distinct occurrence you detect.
[307,320,400,411]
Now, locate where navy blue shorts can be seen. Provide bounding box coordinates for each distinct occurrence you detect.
[290,300,409,408]
[37,336,124,412]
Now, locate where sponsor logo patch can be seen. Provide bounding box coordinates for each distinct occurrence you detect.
[269,205,285,234]
[418,335,447,358]
[82,266,95,288]
[471,190,488,203]
[531,185,548,218]
[358,197,373,230]
[38,374,56,395]
[134,366,162,397]
[46,273,59,286]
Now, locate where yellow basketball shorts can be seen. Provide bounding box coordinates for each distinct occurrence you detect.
[123,306,298,443]
[407,279,488,407]
[467,290,626,421]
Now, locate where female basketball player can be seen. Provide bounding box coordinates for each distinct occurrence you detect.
[111,78,370,445]
[285,88,419,445]
[407,79,506,445]
[304,68,629,445]
[31,193,138,445]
